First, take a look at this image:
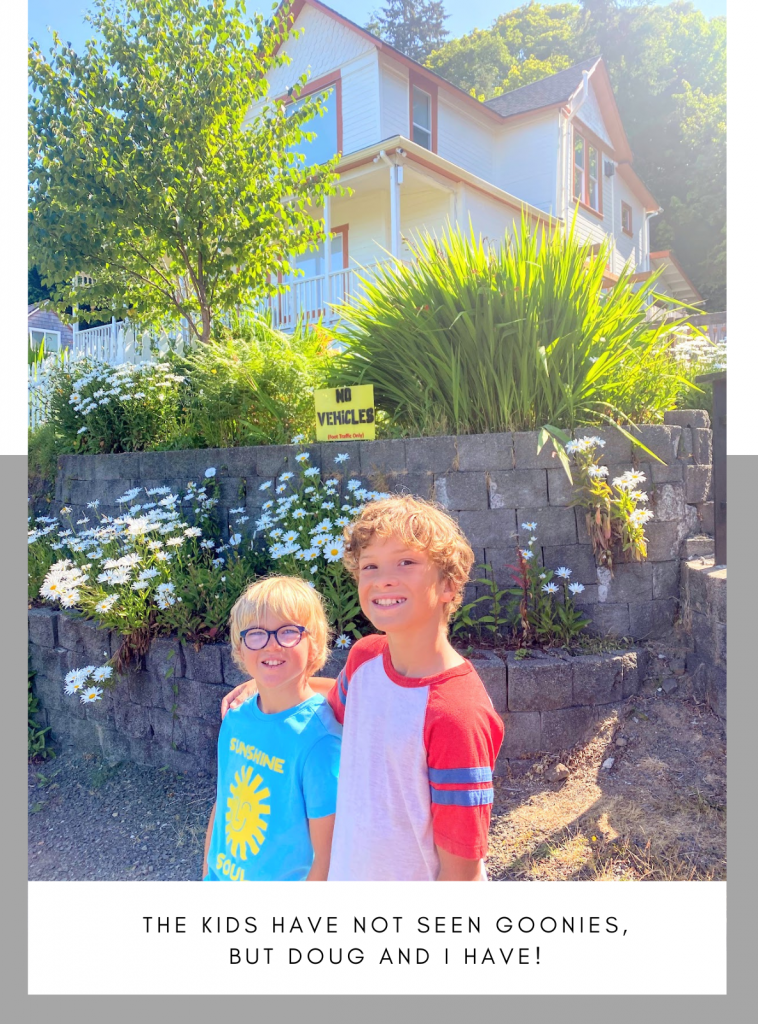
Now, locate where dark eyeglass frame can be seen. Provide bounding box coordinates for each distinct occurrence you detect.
[239,625,308,651]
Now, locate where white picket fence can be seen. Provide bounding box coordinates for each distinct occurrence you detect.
[28,320,192,430]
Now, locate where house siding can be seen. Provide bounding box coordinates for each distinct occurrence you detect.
[341,51,381,154]
[379,59,409,139]
[495,112,559,215]
[28,309,73,347]
[437,95,494,181]
[459,185,521,248]
[579,81,612,148]
[264,3,374,99]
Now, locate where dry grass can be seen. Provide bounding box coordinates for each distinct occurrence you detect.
[487,680,726,882]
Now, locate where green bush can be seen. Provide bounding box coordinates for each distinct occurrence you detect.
[28,670,54,760]
[331,220,693,437]
[171,318,334,449]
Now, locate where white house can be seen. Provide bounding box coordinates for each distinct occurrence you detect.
[254,0,701,329]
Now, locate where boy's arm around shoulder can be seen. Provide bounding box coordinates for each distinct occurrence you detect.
[220,676,336,718]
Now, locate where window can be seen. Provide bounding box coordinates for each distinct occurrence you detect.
[287,74,342,166]
[621,202,633,236]
[28,328,60,353]
[291,230,346,280]
[573,129,601,214]
[412,86,432,150]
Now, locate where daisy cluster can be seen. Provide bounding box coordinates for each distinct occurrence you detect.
[66,359,185,431]
[671,333,726,372]
[254,446,390,577]
[63,664,113,703]
[519,522,586,598]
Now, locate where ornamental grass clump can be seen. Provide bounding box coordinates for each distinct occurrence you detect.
[331,219,692,441]
[566,436,654,571]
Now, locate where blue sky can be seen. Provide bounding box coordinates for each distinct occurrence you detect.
[28,0,727,53]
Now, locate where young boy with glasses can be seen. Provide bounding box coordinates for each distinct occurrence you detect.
[202,575,341,881]
[223,496,504,882]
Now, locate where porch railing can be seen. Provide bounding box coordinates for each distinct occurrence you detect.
[265,264,387,331]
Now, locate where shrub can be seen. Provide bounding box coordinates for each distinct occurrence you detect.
[44,358,185,453]
[331,220,692,438]
[171,318,334,449]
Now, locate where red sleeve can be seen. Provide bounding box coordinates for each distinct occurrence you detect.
[424,668,505,860]
[326,634,386,725]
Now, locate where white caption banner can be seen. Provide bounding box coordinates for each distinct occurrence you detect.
[29,880,726,995]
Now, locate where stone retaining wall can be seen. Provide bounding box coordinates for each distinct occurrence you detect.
[681,558,727,720]
[29,609,651,770]
[52,412,713,642]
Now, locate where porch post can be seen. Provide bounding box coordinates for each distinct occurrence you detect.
[389,163,401,258]
[324,196,332,312]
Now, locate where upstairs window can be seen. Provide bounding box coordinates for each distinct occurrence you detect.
[412,85,432,150]
[573,129,601,214]
[621,201,633,236]
[287,77,342,166]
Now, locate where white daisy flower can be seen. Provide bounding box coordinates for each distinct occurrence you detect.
[205,468,216,478]
[166,536,184,547]
[276,484,287,494]
[92,666,113,682]
[295,452,310,463]
[324,541,345,562]
[303,467,320,477]
[541,582,559,595]
[81,686,104,704]
[259,480,273,491]
[334,453,350,464]
[555,567,572,579]
[184,527,203,538]
[138,568,160,581]
[229,507,245,515]
[568,582,585,595]
[521,550,534,560]
[335,634,352,649]
[280,472,294,482]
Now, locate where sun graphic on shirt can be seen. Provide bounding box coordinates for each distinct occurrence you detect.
[225,766,271,859]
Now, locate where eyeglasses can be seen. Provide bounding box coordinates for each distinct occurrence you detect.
[239,625,308,651]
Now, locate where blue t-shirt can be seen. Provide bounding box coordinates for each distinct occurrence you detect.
[205,693,341,882]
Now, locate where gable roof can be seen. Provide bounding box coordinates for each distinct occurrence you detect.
[484,58,601,118]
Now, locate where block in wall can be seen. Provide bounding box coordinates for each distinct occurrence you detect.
[513,432,561,469]
[255,444,296,478]
[652,561,680,600]
[456,433,512,471]
[467,650,506,713]
[630,424,682,465]
[183,642,224,684]
[358,438,407,475]
[628,599,677,640]
[405,436,458,474]
[645,521,681,561]
[115,698,152,739]
[91,451,141,482]
[540,705,597,752]
[706,665,727,721]
[692,428,712,465]
[458,509,517,549]
[384,471,434,500]
[697,502,714,535]
[433,472,488,511]
[146,637,185,687]
[684,465,713,504]
[621,651,643,698]
[126,668,165,709]
[546,469,574,506]
[499,711,541,758]
[573,426,632,463]
[506,653,573,712]
[586,602,630,637]
[606,562,653,603]
[572,654,624,706]
[488,470,547,509]
[651,482,687,523]
[541,545,597,585]
[221,646,248,690]
[57,614,111,661]
[28,608,59,648]
[516,507,577,546]
[650,461,684,484]
[664,409,710,430]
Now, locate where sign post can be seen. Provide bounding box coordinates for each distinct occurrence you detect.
[314,385,376,442]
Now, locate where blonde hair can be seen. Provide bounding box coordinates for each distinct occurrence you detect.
[342,495,474,618]
[229,575,331,675]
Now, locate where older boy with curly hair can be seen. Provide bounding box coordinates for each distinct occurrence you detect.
[223,495,503,881]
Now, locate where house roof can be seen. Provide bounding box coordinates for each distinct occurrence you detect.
[650,251,703,304]
[484,58,601,118]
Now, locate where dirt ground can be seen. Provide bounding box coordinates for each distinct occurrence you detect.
[28,651,726,883]
[488,672,726,882]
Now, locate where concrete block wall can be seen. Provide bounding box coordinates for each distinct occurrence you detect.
[29,610,650,768]
[681,558,727,721]
[54,417,712,642]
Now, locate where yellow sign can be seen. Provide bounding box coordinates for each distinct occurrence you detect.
[315,385,376,442]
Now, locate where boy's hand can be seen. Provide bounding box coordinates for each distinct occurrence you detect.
[221,681,257,720]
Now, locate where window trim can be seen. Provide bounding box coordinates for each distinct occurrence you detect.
[621,201,633,237]
[572,127,603,216]
[28,327,61,351]
[329,223,349,271]
[408,70,438,153]
[279,69,343,159]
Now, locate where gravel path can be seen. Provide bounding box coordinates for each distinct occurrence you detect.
[28,753,216,880]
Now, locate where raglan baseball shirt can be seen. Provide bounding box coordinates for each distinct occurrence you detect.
[326,634,504,881]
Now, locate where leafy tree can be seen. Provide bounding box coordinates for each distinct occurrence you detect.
[28,0,344,342]
[367,0,449,62]
[424,1,726,310]
[28,267,50,306]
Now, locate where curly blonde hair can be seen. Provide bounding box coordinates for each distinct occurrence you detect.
[229,575,331,675]
[342,495,474,619]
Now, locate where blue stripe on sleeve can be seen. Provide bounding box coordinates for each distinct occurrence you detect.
[429,787,494,807]
[337,669,348,706]
[428,766,493,785]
